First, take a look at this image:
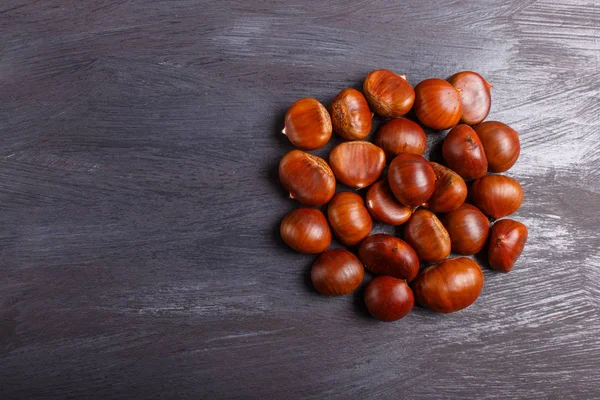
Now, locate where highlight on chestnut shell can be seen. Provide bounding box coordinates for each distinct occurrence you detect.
[364,276,414,322]
[363,70,415,118]
[311,249,364,295]
[448,71,492,125]
[280,208,332,254]
[283,98,332,150]
[329,88,373,140]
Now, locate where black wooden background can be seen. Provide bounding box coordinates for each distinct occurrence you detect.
[1,1,599,399]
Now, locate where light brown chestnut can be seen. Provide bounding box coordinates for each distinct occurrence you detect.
[279,150,336,206]
[404,209,451,263]
[374,118,427,159]
[329,141,385,189]
[364,276,414,322]
[414,78,463,130]
[470,175,523,219]
[388,153,436,207]
[283,98,332,150]
[358,234,420,281]
[311,249,364,295]
[441,204,490,255]
[327,192,372,246]
[488,219,528,272]
[280,208,332,253]
[363,70,415,118]
[428,162,468,213]
[365,180,412,225]
[329,88,373,140]
[448,71,492,125]
[475,121,520,172]
[411,257,484,313]
[442,124,488,181]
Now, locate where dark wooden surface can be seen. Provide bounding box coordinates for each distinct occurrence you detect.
[1,1,599,399]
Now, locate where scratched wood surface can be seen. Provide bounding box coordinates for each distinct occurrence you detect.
[1,1,599,399]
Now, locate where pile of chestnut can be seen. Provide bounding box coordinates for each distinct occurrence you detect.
[278,69,528,321]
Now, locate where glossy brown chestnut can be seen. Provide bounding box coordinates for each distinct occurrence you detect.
[280,208,332,254]
[475,121,521,172]
[278,150,336,206]
[311,249,364,295]
[428,162,468,213]
[364,276,414,322]
[283,98,332,150]
[329,141,386,189]
[441,204,490,255]
[488,219,528,272]
[365,180,412,225]
[388,153,436,207]
[404,209,451,263]
[327,192,373,246]
[448,71,492,125]
[442,124,488,181]
[358,234,419,281]
[363,70,415,118]
[414,78,462,130]
[374,118,427,159]
[329,88,372,140]
[470,175,523,219]
[411,257,484,313]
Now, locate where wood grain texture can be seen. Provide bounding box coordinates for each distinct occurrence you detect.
[1,0,599,399]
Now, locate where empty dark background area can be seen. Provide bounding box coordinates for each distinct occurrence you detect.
[1,1,599,399]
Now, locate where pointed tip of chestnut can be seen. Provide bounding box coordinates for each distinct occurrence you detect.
[282,127,287,135]
[400,73,407,80]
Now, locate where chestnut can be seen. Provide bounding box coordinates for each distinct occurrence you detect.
[428,162,467,213]
[364,276,414,322]
[414,78,462,130]
[280,208,332,254]
[283,98,332,150]
[358,234,419,281]
[311,249,364,295]
[363,70,415,118]
[374,118,427,159]
[279,150,336,206]
[488,219,528,272]
[388,153,436,207]
[329,88,372,140]
[442,124,488,181]
[329,141,385,189]
[404,209,451,263]
[327,192,372,246]
[474,121,520,172]
[411,257,484,313]
[365,180,412,225]
[447,71,492,125]
[470,175,523,219]
[441,204,490,255]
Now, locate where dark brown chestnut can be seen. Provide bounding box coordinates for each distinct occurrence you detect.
[388,153,436,207]
[448,71,492,125]
[283,98,332,150]
[428,162,468,213]
[358,234,419,281]
[411,257,484,313]
[364,276,414,322]
[280,208,332,254]
[404,209,451,263]
[442,124,488,181]
[327,192,373,246]
[279,150,336,206]
[470,175,523,219]
[365,180,412,225]
[311,249,364,295]
[374,118,427,159]
[329,141,386,189]
[329,88,373,140]
[475,121,521,172]
[441,204,490,255]
[414,78,462,130]
[488,219,528,272]
[363,70,415,118]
